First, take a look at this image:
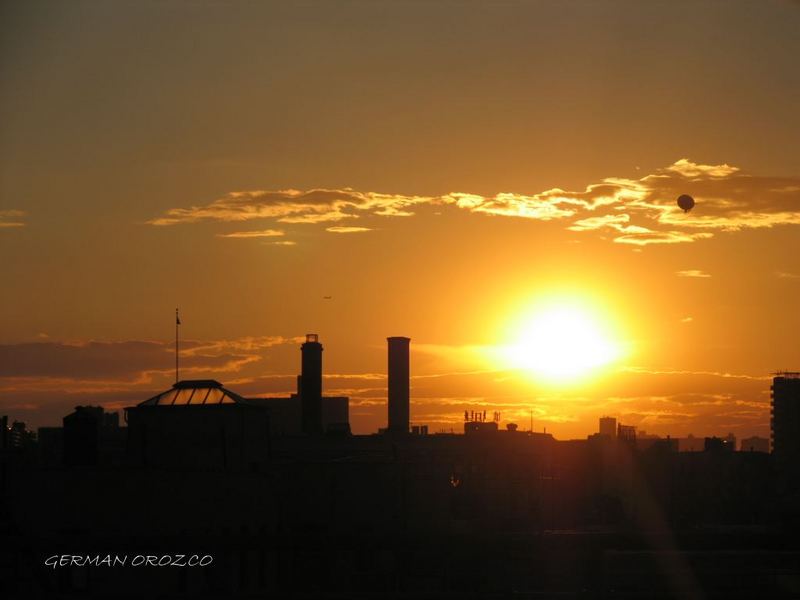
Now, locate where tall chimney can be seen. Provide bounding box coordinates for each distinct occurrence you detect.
[301,334,323,434]
[387,336,410,435]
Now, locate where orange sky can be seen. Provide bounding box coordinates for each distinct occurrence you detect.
[1,1,798,439]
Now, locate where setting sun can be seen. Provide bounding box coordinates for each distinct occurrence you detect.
[500,302,623,382]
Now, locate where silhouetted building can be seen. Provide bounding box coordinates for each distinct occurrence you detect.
[704,436,734,453]
[63,406,124,467]
[464,421,498,435]
[301,333,323,435]
[599,416,616,438]
[125,380,271,470]
[387,336,410,435]
[636,432,678,453]
[617,424,636,444]
[8,420,33,449]
[37,427,63,467]
[0,415,7,450]
[103,411,119,428]
[647,436,678,453]
[247,334,349,435]
[771,372,800,470]
[64,406,102,466]
[678,434,704,452]
[247,395,349,435]
[740,435,769,453]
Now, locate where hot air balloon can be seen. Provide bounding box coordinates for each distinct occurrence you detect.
[677,194,695,213]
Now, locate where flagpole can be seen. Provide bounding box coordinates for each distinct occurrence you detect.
[175,307,180,383]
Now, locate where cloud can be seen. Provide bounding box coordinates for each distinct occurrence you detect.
[666,159,739,178]
[0,336,296,386]
[441,191,580,220]
[325,226,372,233]
[0,209,26,228]
[269,240,297,246]
[216,229,285,238]
[776,271,800,279]
[619,366,770,381]
[572,157,800,244]
[148,159,800,247]
[148,188,432,226]
[567,213,632,232]
[676,270,711,278]
[278,211,355,224]
[614,230,715,246]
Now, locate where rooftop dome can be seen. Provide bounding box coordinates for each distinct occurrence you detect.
[138,380,248,406]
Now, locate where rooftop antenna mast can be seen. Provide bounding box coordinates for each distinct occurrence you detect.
[175,307,181,383]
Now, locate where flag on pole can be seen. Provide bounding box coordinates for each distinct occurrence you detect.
[175,308,181,383]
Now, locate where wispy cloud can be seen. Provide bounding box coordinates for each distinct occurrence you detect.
[666,159,739,178]
[676,270,711,278]
[776,271,800,279]
[614,231,714,246]
[619,366,770,381]
[567,213,633,232]
[149,159,800,247]
[0,336,297,390]
[326,226,372,233]
[148,189,432,226]
[0,209,26,228]
[216,229,285,238]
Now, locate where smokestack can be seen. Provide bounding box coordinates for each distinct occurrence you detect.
[387,336,410,435]
[301,334,323,435]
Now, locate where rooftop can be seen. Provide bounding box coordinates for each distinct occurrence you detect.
[773,371,800,380]
[138,380,249,406]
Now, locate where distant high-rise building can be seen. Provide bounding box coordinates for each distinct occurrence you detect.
[617,424,636,444]
[410,425,429,436]
[740,436,769,453]
[771,372,800,469]
[599,416,617,438]
[387,337,410,435]
[301,334,323,435]
[8,420,33,449]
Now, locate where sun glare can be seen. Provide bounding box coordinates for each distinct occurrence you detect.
[500,300,622,383]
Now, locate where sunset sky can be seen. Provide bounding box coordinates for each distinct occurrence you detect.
[1,0,798,439]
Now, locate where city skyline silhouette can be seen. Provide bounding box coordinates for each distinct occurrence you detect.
[2,333,799,598]
[1,2,800,442]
